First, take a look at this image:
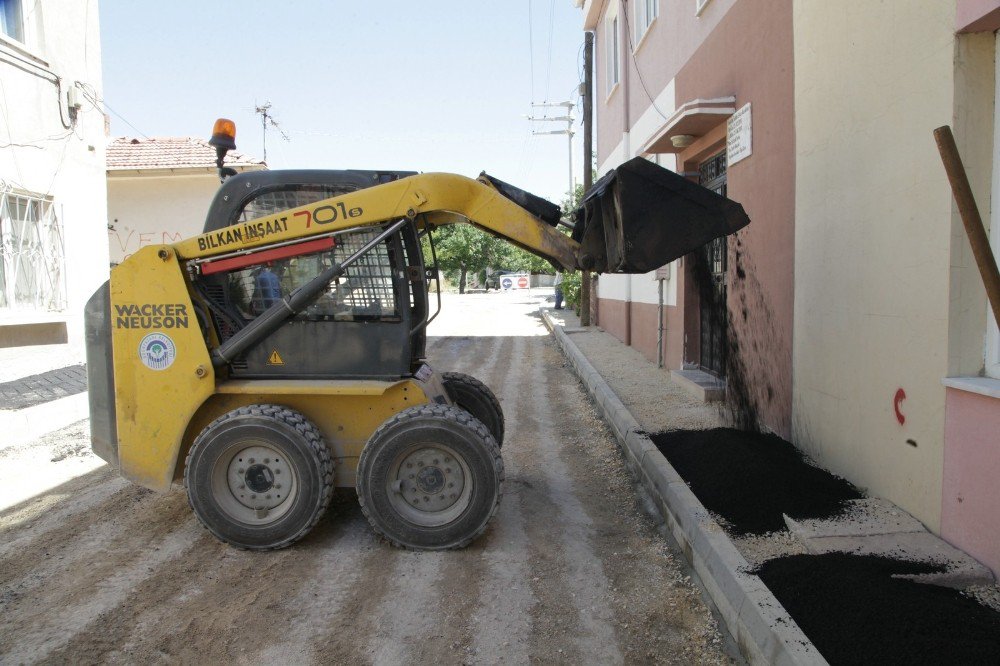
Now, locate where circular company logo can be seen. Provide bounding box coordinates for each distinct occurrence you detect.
[138,333,176,371]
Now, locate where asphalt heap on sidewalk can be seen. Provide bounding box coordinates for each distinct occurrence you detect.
[541,304,1000,666]
[0,344,89,450]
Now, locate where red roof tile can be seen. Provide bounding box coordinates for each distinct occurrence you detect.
[107,136,266,171]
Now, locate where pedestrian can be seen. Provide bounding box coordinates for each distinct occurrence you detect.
[553,271,564,310]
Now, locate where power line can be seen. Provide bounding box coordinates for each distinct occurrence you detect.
[527,0,535,101]
[620,0,669,119]
[79,85,148,139]
[543,0,555,102]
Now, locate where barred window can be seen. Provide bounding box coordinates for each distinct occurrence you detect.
[237,184,356,223]
[0,187,66,311]
[224,226,400,323]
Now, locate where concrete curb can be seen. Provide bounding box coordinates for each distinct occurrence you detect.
[0,392,88,452]
[542,311,827,666]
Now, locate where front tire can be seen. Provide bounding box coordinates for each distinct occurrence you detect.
[357,404,503,550]
[442,371,505,446]
[184,404,333,550]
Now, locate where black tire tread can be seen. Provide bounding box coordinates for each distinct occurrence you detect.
[183,403,334,551]
[442,371,505,446]
[357,404,504,550]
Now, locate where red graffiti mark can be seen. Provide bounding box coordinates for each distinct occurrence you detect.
[893,388,906,425]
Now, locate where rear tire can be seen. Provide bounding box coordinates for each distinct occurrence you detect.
[442,371,505,446]
[184,404,333,550]
[357,404,503,550]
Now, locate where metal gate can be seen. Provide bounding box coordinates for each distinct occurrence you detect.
[699,152,728,377]
[0,185,67,311]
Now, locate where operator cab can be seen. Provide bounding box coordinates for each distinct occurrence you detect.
[196,120,433,380]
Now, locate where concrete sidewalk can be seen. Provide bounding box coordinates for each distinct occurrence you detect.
[541,303,997,665]
[0,344,88,450]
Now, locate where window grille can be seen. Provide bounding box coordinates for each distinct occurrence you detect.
[236,184,357,224]
[0,185,67,311]
[221,225,400,325]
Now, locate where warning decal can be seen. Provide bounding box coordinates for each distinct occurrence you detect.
[267,350,285,366]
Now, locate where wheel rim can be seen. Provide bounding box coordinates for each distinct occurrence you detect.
[386,443,472,527]
[211,440,298,525]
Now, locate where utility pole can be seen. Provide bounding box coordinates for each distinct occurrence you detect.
[580,32,594,326]
[254,102,289,163]
[527,100,576,202]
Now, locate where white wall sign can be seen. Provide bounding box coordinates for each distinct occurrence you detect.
[727,103,752,166]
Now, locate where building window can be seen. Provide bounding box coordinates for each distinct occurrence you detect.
[634,0,658,46]
[0,0,23,42]
[606,13,620,95]
[0,188,66,311]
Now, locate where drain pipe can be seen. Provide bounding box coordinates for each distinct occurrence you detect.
[657,276,665,368]
[624,275,632,345]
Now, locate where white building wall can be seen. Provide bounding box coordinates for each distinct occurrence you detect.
[0,0,109,347]
[107,173,231,265]
[595,74,680,309]
[791,1,994,531]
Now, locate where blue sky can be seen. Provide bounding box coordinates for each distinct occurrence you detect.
[99,1,586,203]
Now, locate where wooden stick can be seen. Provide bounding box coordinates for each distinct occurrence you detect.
[934,125,1000,328]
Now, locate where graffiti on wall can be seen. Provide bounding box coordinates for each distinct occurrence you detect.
[108,225,185,264]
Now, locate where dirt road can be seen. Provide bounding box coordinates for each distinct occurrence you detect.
[0,291,731,664]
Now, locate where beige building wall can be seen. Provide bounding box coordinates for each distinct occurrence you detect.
[0,0,109,347]
[107,174,230,265]
[792,1,995,531]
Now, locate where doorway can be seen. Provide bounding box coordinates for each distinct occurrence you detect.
[699,151,728,377]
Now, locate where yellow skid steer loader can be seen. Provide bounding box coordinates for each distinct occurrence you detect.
[85,119,749,551]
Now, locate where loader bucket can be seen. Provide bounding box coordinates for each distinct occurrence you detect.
[571,157,750,273]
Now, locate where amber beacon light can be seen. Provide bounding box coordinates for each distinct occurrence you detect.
[209,118,237,151]
[209,118,238,181]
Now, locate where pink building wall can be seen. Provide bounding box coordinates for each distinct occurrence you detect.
[941,387,1000,577]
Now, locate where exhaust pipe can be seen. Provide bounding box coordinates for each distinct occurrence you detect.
[571,157,751,273]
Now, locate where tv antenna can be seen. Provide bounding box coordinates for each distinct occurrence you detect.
[254,102,290,162]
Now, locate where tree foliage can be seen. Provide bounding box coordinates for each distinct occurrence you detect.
[428,225,509,293]
[423,181,591,292]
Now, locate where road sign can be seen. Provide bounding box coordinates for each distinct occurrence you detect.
[500,272,530,290]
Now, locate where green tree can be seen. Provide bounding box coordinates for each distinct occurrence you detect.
[429,224,509,293]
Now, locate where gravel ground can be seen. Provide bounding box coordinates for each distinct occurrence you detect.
[0,291,734,664]
[730,531,808,568]
[547,305,1000,644]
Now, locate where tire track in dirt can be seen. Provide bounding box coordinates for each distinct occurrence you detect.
[0,484,174,601]
[513,334,623,663]
[425,335,511,660]
[352,335,508,664]
[43,497,372,664]
[308,525,400,663]
[0,470,127,561]
[251,501,376,663]
[468,334,537,664]
[0,515,205,664]
[0,464,118,530]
